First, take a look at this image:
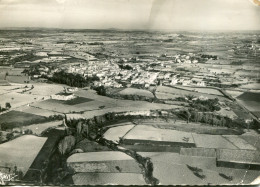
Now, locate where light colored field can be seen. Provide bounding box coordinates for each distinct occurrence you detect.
[237,100,260,112]
[239,83,260,90]
[0,92,42,109]
[138,152,258,184]
[13,120,63,135]
[29,83,64,96]
[67,151,134,162]
[174,85,223,96]
[15,106,61,117]
[123,125,195,144]
[72,173,146,185]
[217,149,260,164]
[155,92,180,100]
[225,90,243,98]
[31,99,117,113]
[222,135,256,150]
[119,88,154,98]
[0,135,47,174]
[6,75,30,84]
[104,124,135,143]
[192,134,238,149]
[156,86,226,100]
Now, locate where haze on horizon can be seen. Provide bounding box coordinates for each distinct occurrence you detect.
[0,0,259,31]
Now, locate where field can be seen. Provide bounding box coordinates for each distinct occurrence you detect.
[192,134,238,149]
[0,135,47,175]
[236,92,260,117]
[222,135,256,150]
[6,75,30,84]
[118,88,154,98]
[155,92,180,100]
[156,86,227,101]
[0,92,43,109]
[138,152,259,185]
[103,124,135,143]
[122,125,195,146]
[28,83,64,96]
[15,106,61,117]
[135,119,243,135]
[13,120,63,135]
[67,151,135,162]
[174,85,223,96]
[239,83,260,90]
[71,173,146,185]
[31,98,117,113]
[0,111,48,130]
[237,92,260,102]
[52,97,93,105]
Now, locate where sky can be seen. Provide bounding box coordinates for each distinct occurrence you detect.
[0,0,259,30]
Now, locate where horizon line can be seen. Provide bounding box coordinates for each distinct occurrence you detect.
[0,26,260,32]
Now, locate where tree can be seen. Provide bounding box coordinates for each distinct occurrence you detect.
[186,110,191,123]
[5,102,11,109]
[6,132,14,140]
[58,135,76,155]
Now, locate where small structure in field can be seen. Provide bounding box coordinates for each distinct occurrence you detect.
[52,92,75,101]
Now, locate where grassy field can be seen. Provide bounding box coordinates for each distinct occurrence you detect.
[122,125,195,145]
[118,88,154,98]
[192,134,238,149]
[237,92,260,102]
[174,85,223,96]
[138,152,259,185]
[52,97,93,105]
[0,135,47,175]
[156,86,227,101]
[0,92,43,109]
[0,111,48,130]
[103,124,135,143]
[13,120,63,135]
[71,173,146,185]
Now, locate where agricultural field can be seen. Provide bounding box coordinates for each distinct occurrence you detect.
[0,135,47,175]
[103,123,135,143]
[122,125,195,146]
[239,83,260,91]
[31,98,117,113]
[6,75,30,84]
[28,83,64,96]
[13,120,63,135]
[155,92,180,100]
[14,106,61,117]
[51,97,93,105]
[0,111,48,130]
[225,90,244,98]
[192,134,238,149]
[71,173,146,185]
[174,85,223,96]
[236,92,260,118]
[138,152,259,185]
[118,88,154,98]
[135,119,243,135]
[156,86,227,101]
[0,92,42,109]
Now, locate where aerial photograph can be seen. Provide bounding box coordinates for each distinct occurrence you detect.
[0,0,259,185]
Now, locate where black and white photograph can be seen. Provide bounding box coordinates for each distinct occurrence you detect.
[0,0,259,185]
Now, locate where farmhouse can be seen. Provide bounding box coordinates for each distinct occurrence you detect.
[51,92,75,101]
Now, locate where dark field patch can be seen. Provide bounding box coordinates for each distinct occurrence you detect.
[237,92,260,102]
[52,96,93,105]
[0,110,48,130]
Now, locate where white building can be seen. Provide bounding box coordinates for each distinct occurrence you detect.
[52,92,75,100]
